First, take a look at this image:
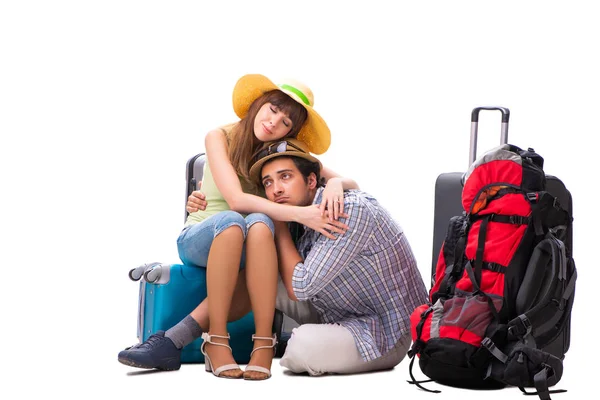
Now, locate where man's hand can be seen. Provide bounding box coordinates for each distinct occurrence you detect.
[186,186,207,213]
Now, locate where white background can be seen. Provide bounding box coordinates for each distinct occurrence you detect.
[1,1,597,399]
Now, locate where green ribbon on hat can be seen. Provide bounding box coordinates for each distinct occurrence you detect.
[279,84,311,106]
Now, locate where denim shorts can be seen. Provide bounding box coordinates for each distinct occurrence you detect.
[176,210,275,269]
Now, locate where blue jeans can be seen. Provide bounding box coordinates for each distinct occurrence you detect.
[177,211,275,269]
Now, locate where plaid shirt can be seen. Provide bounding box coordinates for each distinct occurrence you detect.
[292,188,428,361]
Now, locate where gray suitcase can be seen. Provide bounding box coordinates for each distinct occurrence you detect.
[431,107,573,359]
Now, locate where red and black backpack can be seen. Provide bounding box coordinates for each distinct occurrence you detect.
[407,144,577,400]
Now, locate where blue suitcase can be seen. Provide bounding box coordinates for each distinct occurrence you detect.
[125,152,256,364]
[130,262,255,363]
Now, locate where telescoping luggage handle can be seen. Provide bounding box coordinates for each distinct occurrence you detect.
[469,107,510,166]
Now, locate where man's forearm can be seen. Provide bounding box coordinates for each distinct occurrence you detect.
[274,222,302,301]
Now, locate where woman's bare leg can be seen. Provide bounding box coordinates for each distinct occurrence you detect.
[244,222,278,379]
[203,225,245,377]
[190,270,252,330]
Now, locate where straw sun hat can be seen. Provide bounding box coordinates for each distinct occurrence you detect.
[232,74,331,155]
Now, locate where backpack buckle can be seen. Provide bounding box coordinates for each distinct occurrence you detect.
[508,314,533,339]
[527,192,538,203]
[481,337,508,363]
[520,315,533,336]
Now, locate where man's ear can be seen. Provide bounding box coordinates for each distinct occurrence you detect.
[307,172,317,190]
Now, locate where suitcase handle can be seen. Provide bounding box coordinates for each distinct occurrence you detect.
[185,153,206,222]
[469,107,510,166]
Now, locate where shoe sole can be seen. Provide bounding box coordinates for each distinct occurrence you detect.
[243,376,271,381]
[118,356,180,371]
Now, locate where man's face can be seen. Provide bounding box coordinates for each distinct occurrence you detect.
[261,158,316,206]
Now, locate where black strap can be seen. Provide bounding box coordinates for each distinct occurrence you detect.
[407,356,441,393]
[534,367,552,400]
[471,213,530,225]
[406,307,440,393]
[463,261,506,275]
[519,387,567,399]
[416,307,432,344]
[435,263,455,302]
[407,307,432,359]
[518,365,567,400]
[490,214,531,225]
[407,378,435,385]
[562,268,577,303]
[545,233,568,282]
[508,314,533,340]
[481,337,508,363]
[483,262,506,274]
[464,261,480,292]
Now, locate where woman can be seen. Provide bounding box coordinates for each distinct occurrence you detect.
[118,74,356,380]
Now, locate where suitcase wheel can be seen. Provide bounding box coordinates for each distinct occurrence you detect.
[128,266,146,281]
[144,265,162,283]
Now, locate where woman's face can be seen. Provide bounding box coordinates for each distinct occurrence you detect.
[253,102,294,142]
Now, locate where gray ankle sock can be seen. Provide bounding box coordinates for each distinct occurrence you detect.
[165,315,204,349]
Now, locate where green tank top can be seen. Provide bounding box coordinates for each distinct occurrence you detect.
[184,128,264,227]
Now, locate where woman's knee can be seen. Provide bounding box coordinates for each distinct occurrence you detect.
[245,213,275,238]
[177,211,246,267]
[214,211,247,238]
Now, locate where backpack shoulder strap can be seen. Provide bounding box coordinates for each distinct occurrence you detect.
[508,232,576,343]
[431,215,468,303]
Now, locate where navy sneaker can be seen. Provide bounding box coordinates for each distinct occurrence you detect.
[118,331,181,370]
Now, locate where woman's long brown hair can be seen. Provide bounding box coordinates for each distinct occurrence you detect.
[227,89,308,180]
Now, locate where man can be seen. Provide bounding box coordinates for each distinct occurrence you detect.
[246,139,428,375]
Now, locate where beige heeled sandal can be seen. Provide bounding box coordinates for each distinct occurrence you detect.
[200,332,243,379]
[243,334,278,381]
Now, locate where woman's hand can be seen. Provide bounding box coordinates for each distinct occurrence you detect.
[186,189,207,213]
[319,177,345,221]
[298,204,349,240]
